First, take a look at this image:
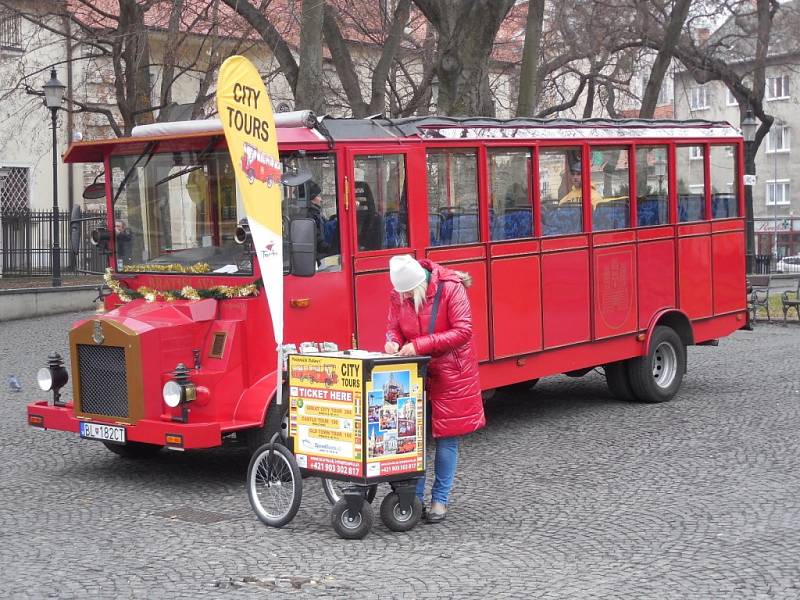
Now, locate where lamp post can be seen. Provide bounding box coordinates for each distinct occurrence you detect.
[741,108,757,274]
[43,68,66,287]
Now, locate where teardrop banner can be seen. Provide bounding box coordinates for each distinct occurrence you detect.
[216,55,284,400]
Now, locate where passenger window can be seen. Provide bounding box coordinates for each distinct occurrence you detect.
[677,145,706,222]
[353,154,408,251]
[488,149,533,241]
[281,152,340,272]
[590,146,630,231]
[538,147,583,236]
[710,145,738,218]
[426,149,479,246]
[636,145,669,226]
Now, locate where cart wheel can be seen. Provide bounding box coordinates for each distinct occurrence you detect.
[379,492,423,532]
[331,498,373,540]
[247,442,302,528]
[321,478,377,505]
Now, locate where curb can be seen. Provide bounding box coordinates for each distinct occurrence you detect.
[0,285,103,322]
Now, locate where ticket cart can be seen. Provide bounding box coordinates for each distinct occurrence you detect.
[246,350,429,539]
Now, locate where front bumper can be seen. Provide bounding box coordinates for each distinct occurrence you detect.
[27,401,222,449]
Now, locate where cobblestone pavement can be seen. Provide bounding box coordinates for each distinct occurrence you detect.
[2,312,799,599]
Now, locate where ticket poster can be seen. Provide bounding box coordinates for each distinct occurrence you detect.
[289,355,363,478]
[365,363,425,477]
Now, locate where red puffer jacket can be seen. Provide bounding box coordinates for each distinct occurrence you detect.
[386,259,485,438]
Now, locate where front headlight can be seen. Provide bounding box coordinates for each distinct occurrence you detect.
[162,381,183,408]
[37,367,53,391]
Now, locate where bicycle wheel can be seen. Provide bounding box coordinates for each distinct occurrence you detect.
[247,442,302,528]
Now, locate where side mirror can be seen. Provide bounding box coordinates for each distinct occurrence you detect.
[290,218,316,277]
[82,181,106,200]
[69,205,82,255]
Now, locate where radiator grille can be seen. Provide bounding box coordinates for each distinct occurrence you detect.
[77,344,129,418]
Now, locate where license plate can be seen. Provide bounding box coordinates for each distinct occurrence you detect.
[79,422,126,443]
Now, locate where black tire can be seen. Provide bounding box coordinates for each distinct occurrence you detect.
[247,442,302,528]
[500,379,539,394]
[331,498,374,540]
[320,479,377,505]
[102,441,162,458]
[243,395,289,455]
[379,492,423,532]
[604,361,635,401]
[627,326,686,403]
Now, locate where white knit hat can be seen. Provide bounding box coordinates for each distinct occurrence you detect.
[389,255,426,293]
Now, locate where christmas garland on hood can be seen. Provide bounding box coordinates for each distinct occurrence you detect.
[104,269,260,303]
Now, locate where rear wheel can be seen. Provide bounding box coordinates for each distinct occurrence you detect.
[628,326,686,403]
[604,361,635,401]
[102,441,162,459]
[331,498,373,540]
[380,492,423,532]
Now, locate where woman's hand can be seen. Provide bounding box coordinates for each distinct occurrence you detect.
[384,341,400,354]
[397,342,417,357]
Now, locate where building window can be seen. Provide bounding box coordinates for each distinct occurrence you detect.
[766,180,790,206]
[690,86,709,110]
[0,167,30,214]
[690,145,704,160]
[726,87,738,106]
[766,75,790,101]
[0,9,21,49]
[766,124,790,153]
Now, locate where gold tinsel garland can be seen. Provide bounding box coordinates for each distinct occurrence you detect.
[103,269,259,303]
[121,262,211,274]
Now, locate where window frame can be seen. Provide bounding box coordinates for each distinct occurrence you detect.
[766,179,790,206]
[689,85,709,111]
[766,124,791,154]
[765,74,791,101]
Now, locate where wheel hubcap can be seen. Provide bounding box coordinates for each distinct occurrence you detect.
[342,510,362,528]
[393,503,412,522]
[652,342,677,388]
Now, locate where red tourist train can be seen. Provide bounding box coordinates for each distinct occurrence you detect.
[27,113,747,457]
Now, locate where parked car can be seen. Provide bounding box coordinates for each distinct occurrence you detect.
[776,255,800,273]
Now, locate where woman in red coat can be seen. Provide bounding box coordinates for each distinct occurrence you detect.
[385,255,485,523]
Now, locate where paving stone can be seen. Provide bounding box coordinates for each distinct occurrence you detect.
[1,312,799,598]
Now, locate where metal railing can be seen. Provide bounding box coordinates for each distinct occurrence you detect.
[752,254,772,275]
[1,209,107,277]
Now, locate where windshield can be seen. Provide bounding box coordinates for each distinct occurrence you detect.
[111,148,253,275]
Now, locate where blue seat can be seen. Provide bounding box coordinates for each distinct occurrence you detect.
[439,212,479,245]
[492,208,532,240]
[593,201,629,231]
[384,211,401,248]
[428,213,442,246]
[712,194,737,218]
[678,194,705,222]
[323,217,338,246]
[542,205,582,236]
[637,196,667,226]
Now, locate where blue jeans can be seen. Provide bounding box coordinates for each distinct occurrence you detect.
[416,436,459,505]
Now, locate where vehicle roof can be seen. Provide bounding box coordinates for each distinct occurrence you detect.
[63,115,741,164]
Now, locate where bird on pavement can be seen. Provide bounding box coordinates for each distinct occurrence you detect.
[8,375,22,392]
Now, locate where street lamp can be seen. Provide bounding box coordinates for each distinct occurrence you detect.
[741,107,757,274]
[43,68,66,287]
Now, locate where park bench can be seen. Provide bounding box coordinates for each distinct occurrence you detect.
[782,277,800,323]
[749,274,772,322]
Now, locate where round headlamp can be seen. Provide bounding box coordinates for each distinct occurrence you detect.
[37,367,53,391]
[162,380,183,408]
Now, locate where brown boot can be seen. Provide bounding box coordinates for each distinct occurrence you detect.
[426,502,447,523]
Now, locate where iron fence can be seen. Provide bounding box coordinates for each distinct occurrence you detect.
[1,208,107,277]
[753,254,772,275]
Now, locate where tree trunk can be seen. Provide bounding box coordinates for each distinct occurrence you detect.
[639,0,690,118]
[414,0,515,116]
[118,0,154,133]
[516,0,544,117]
[296,0,325,113]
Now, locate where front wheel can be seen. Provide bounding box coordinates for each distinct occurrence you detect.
[331,498,374,540]
[321,478,377,505]
[628,326,686,403]
[102,441,162,459]
[247,443,302,528]
[380,492,423,532]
